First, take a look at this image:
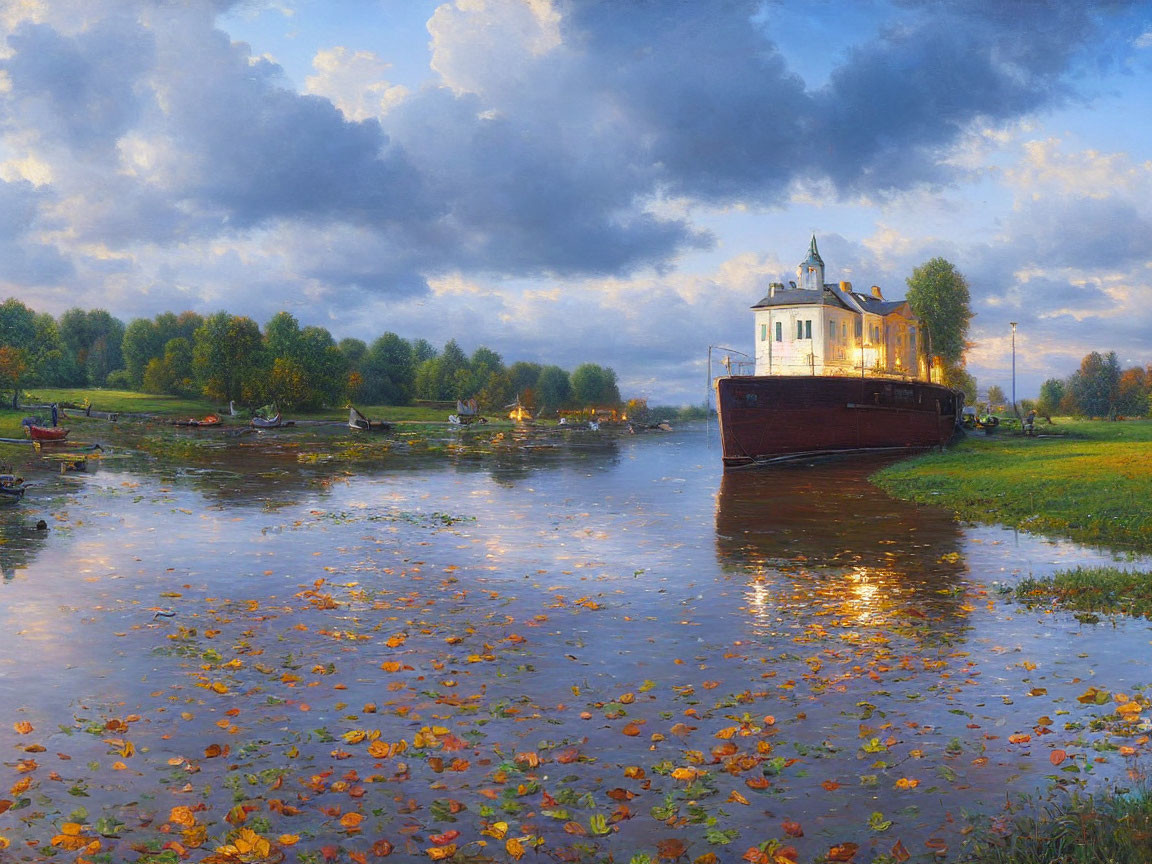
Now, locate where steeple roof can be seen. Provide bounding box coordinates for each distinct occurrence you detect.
[801,234,823,267]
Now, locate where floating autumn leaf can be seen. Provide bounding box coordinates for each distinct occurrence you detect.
[822,780,842,791]
[278,835,299,846]
[169,806,197,828]
[481,821,508,839]
[1050,749,1067,766]
[1008,733,1032,744]
[727,790,750,805]
[894,777,919,789]
[621,722,642,736]
[370,839,393,856]
[890,839,911,862]
[12,721,33,735]
[563,821,586,836]
[1077,687,1110,705]
[215,827,273,862]
[339,812,364,831]
[504,838,525,861]
[428,830,459,846]
[782,819,804,837]
[826,842,859,862]
[656,838,687,860]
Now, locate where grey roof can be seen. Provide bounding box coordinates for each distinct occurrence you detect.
[752,287,913,318]
[752,287,856,310]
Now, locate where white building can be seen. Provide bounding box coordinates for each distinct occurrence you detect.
[751,237,928,380]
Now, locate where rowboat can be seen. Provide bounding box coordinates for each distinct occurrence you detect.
[0,474,26,503]
[171,415,221,427]
[27,425,69,441]
[251,413,282,429]
[349,407,392,432]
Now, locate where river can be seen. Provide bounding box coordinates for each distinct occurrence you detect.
[0,422,1148,862]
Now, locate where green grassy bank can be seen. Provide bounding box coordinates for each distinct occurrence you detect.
[873,418,1152,551]
[960,789,1152,864]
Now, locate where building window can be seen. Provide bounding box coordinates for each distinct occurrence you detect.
[761,323,767,341]
[842,322,847,340]
[797,320,803,340]
[775,321,782,342]
[910,328,916,350]
[805,320,812,340]
[855,319,862,338]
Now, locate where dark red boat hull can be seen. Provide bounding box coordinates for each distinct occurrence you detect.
[716,375,961,468]
[28,425,69,441]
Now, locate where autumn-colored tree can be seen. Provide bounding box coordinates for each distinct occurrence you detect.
[0,345,29,409]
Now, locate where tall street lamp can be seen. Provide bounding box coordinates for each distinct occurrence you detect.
[1010,322,1018,418]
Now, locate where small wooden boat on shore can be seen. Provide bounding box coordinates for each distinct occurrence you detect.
[171,414,221,427]
[349,407,392,432]
[27,425,69,442]
[251,413,283,429]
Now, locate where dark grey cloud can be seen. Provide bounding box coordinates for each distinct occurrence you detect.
[3,18,154,154]
[0,0,1144,310]
[0,180,73,285]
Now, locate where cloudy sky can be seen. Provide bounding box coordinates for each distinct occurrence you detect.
[1,0,1150,404]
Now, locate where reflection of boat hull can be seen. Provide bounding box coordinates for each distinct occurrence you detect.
[0,476,26,503]
[716,375,960,468]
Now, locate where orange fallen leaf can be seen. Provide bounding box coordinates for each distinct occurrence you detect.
[1050,749,1067,766]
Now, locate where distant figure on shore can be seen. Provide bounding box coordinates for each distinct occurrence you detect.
[51,403,58,427]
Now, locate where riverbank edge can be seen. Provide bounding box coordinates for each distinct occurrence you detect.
[869,418,1152,553]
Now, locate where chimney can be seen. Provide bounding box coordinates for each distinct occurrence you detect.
[870,285,883,299]
[839,280,852,292]
[769,281,783,298]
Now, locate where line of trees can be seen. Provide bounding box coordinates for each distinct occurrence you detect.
[0,298,623,414]
[1035,351,1151,420]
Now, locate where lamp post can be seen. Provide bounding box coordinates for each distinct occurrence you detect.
[1010,322,1018,418]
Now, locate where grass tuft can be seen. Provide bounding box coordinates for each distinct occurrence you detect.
[962,788,1152,863]
[1014,567,1152,618]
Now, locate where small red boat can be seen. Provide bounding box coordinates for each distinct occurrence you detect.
[28,425,69,442]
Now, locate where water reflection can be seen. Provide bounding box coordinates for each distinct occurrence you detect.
[0,516,49,581]
[715,456,971,636]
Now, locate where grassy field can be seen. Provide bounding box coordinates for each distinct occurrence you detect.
[873,418,1152,551]
[22,387,219,416]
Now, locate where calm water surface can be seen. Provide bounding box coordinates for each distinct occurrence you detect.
[0,424,1149,862]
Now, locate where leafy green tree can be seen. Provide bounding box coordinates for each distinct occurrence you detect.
[905,258,972,385]
[535,365,571,414]
[0,299,38,403]
[362,333,414,405]
[338,338,367,371]
[467,346,504,403]
[411,339,437,365]
[508,361,542,406]
[571,363,620,406]
[986,385,1006,412]
[0,298,37,350]
[122,318,162,387]
[58,308,125,385]
[193,313,263,403]
[163,338,195,396]
[1036,378,1066,418]
[415,340,470,401]
[1067,351,1120,418]
[28,313,73,386]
